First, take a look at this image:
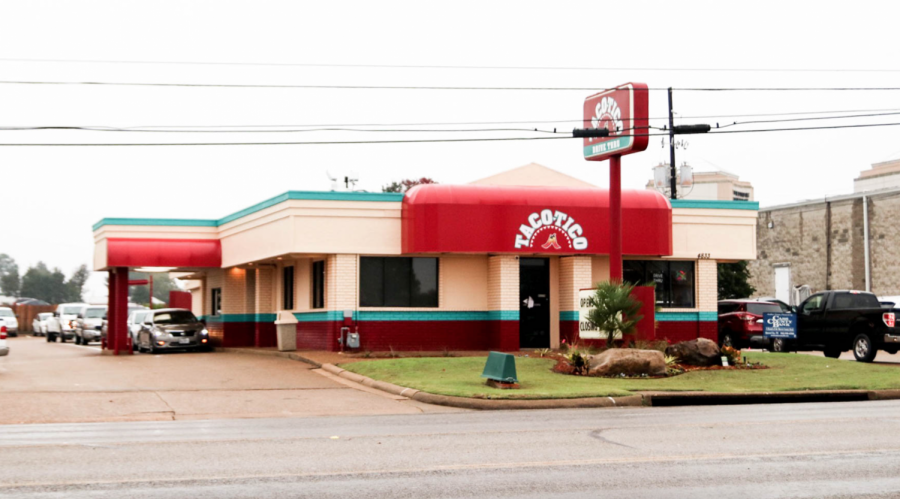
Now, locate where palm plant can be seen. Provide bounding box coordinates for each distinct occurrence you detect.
[586,280,644,347]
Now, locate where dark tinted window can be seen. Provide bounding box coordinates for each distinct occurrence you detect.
[312,261,325,309]
[153,311,198,324]
[624,260,695,308]
[718,302,739,314]
[283,266,295,310]
[747,303,784,315]
[360,257,438,307]
[211,288,222,316]
[832,292,880,309]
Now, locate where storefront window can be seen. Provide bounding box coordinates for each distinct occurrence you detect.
[211,288,222,316]
[623,260,695,308]
[312,261,325,309]
[283,266,294,310]
[360,257,439,307]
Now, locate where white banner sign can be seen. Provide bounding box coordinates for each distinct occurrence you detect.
[578,289,620,340]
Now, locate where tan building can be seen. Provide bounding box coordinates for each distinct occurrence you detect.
[93,164,758,353]
[854,159,900,193]
[750,188,900,303]
[647,167,754,202]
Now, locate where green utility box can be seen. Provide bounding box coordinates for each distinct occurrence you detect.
[481,351,518,384]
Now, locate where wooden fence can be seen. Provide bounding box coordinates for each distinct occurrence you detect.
[10,304,57,333]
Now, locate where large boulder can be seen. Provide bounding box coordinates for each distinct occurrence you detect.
[587,349,666,377]
[665,338,721,366]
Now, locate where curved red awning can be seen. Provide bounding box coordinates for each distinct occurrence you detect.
[402,185,672,256]
[106,238,221,268]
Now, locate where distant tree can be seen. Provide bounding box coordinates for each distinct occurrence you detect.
[20,262,69,303]
[128,271,178,306]
[65,265,90,303]
[382,177,437,193]
[718,261,756,300]
[0,253,20,297]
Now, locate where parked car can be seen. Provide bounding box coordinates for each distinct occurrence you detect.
[74,305,108,345]
[46,303,89,342]
[135,309,210,353]
[0,307,18,336]
[754,297,794,313]
[781,290,900,362]
[717,300,786,349]
[31,312,53,336]
[0,325,8,357]
[127,309,152,351]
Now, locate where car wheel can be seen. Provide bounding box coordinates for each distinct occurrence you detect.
[823,347,841,359]
[769,338,789,353]
[852,334,877,363]
[46,333,52,342]
[59,333,66,343]
[75,335,81,345]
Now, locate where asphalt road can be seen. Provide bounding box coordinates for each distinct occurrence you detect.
[2,400,899,498]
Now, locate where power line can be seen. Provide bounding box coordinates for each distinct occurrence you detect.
[3,57,900,73]
[5,110,900,134]
[3,120,900,146]
[5,80,900,91]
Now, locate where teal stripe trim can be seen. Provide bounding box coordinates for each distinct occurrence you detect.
[657,311,718,322]
[92,217,217,231]
[293,310,520,322]
[559,311,579,321]
[94,191,404,231]
[670,199,759,211]
[204,313,277,323]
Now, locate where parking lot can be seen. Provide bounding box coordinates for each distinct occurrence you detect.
[0,336,461,425]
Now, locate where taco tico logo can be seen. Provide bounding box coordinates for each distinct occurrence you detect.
[588,96,623,141]
[514,209,588,250]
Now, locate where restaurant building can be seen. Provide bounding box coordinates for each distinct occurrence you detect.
[92,164,758,352]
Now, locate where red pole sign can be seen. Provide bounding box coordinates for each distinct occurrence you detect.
[583,83,650,281]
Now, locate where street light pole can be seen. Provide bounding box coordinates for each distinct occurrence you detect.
[668,87,677,200]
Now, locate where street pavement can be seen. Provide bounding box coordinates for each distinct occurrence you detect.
[1,400,899,498]
[0,336,461,424]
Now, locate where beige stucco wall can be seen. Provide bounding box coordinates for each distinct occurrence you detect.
[591,256,610,286]
[671,208,757,261]
[440,255,489,311]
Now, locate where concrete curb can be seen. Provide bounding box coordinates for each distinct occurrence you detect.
[216,348,900,410]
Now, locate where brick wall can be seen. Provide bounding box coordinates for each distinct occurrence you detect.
[751,191,900,297]
[487,255,519,311]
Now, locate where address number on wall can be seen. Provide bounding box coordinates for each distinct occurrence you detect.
[697,253,711,260]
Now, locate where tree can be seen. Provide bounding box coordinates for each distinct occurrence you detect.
[586,280,644,347]
[20,262,69,303]
[128,271,178,306]
[0,253,20,297]
[382,177,437,193]
[66,265,90,303]
[718,261,756,300]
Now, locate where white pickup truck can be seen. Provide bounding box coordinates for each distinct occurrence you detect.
[46,303,89,342]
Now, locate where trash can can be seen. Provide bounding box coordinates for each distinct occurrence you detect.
[275,311,297,352]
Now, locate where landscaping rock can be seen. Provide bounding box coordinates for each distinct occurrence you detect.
[666,338,721,366]
[587,349,666,377]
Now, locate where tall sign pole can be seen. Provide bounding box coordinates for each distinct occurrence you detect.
[581,83,649,281]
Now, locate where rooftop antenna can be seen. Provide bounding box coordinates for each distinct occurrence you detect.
[345,171,359,191]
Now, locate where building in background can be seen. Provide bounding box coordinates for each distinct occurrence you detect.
[750,188,900,303]
[854,159,900,193]
[646,166,754,202]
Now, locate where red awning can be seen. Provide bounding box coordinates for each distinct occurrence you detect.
[106,238,221,268]
[402,185,672,255]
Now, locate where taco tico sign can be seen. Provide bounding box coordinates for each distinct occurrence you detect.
[583,83,650,162]
[514,209,588,250]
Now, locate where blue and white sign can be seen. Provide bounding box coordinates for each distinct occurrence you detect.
[763,313,797,339]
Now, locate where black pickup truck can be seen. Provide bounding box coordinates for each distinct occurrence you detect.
[774,290,900,362]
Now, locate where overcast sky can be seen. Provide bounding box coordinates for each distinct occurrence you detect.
[2,0,899,300]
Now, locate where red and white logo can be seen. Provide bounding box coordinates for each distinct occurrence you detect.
[514,209,588,251]
[884,312,895,328]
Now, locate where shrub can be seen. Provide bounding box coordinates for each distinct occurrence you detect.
[586,280,644,347]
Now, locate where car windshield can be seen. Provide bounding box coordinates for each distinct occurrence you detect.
[153,311,198,324]
[85,308,106,318]
[0,309,14,317]
[748,303,784,315]
[63,306,82,314]
[39,313,52,319]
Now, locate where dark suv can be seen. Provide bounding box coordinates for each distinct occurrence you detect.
[717,300,787,349]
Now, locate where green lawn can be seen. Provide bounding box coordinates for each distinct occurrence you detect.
[340,352,900,399]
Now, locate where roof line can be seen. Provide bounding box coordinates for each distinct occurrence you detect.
[759,187,900,212]
[93,190,404,230]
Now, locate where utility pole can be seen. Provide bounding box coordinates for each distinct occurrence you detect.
[667,87,677,200]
